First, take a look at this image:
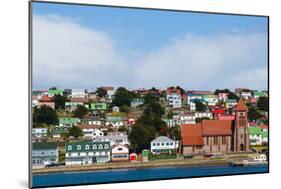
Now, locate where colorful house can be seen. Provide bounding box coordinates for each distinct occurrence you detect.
[65,141,110,165]
[248,126,268,146]
[48,89,64,97]
[59,117,81,127]
[90,103,107,111]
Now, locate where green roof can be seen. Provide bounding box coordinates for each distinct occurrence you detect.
[106,116,123,122]
[59,117,81,124]
[66,141,110,153]
[248,127,263,135]
[33,142,58,150]
[48,89,64,95]
[261,132,268,138]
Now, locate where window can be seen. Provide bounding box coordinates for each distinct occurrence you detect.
[161,143,164,146]
[93,144,97,149]
[104,144,109,149]
[99,144,103,149]
[153,143,156,146]
[157,143,160,146]
[85,145,90,150]
[214,137,218,145]
[77,145,81,150]
[166,142,169,146]
[170,142,173,146]
[222,136,227,145]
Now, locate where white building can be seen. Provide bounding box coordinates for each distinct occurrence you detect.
[189,102,196,111]
[32,128,48,139]
[65,102,84,111]
[167,93,182,108]
[96,132,130,147]
[70,88,87,98]
[203,95,218,106]
[240,91,252,100]
[78,125,104,139]
[195,112,213,119]
[65,141,111,165]
[112,106,120,113]
[111,144,129,162]
[179,114,196,124]
[150,136,179,154]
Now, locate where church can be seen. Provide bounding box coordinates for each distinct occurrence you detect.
[181,98,250,154]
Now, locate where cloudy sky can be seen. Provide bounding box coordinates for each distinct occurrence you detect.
[32,2,268,91]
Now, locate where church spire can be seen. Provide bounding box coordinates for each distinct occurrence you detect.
[235,98,248,111]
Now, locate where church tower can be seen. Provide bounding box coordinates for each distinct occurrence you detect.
[233,98,250,152]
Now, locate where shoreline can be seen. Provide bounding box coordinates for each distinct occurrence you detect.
[33,159,229,175]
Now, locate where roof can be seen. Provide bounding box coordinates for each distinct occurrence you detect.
[202,120,232,136]
[248,126,263,135]
[69,98,89,103]
[235,98,248,111]
[181,124,204,146]
[39,96,53,102]
[259,125,268,129]
[151,136,174,143]
[78,124,100,129]
[33,142,58,150]
[66,141,110,152]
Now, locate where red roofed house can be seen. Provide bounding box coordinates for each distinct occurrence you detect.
[181,98,250,154]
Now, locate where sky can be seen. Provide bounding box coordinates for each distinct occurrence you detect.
[32,2,268,91]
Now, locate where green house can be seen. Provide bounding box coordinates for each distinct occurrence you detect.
[48,89,64,96]
[90,103,107,110]
[59,117,81,127]
[248,126,268,145]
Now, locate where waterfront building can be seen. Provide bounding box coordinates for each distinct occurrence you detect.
[65,141,110,165]
[32,142,59,168]
[181,98,250,154]
[111,144,129,162]
[150,136,178,154]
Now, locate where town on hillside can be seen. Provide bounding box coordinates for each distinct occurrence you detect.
[31,86,269,170]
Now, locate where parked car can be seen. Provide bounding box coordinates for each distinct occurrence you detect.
[45,163,59,168]
[203,153,213,158]
[211,153,224,159]
[184,154,193,159]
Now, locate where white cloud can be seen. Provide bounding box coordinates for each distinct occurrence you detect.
[33,14,268,91]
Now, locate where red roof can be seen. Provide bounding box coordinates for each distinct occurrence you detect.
[39,96,53,102]
[181,120,233,146]
[235,98,248,111]
[202,120,232,136]
[259,125,268,129]
[181,124,204,146]
[213,109,225,114]
[78,124,100,129]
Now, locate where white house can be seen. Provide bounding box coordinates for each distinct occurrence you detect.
[150,136,179,154]
[65,102,84,111]
[69,88,87,98]
[95,132,130,147]
[112,106,120,113]
[240,90,252,100]
[32,142,59,168]
[195,112,213,119]
[179,113,196,124]
[203,95,218,106]
[32,128,48,139]
[78,125,104,139]
[105,116,124,128]
[167,93,182,108]
[111,144,129,162]
[189,102,196,111]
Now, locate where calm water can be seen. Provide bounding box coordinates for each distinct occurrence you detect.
[33,164,268,188]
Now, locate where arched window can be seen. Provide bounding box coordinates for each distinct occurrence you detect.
[77,145,81,150]
[93,144,97,149]
[68,145,72,151]
[85,145,90,150]
[104,144,109,149]
[99,144,103,149]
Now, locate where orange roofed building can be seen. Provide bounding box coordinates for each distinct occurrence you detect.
[181,98,250,154]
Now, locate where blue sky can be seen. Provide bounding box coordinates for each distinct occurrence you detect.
[32,2,268,91]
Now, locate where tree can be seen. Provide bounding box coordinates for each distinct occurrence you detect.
[73,105,89,119]
[68,126,83,138]
[128,124,155,153]
[49,87,57,90]
[112,87,136,107]
[176,86,185,94]
[257,97,269,112]
[248,106,263,122]
[118,126,129,134]
[194,100,207,112]
[228,92,239,100]
[53,94,68,109]
[144,93,159,104]
[167,125,181,140]
[33,105,58,125]
[96,87,107,98]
